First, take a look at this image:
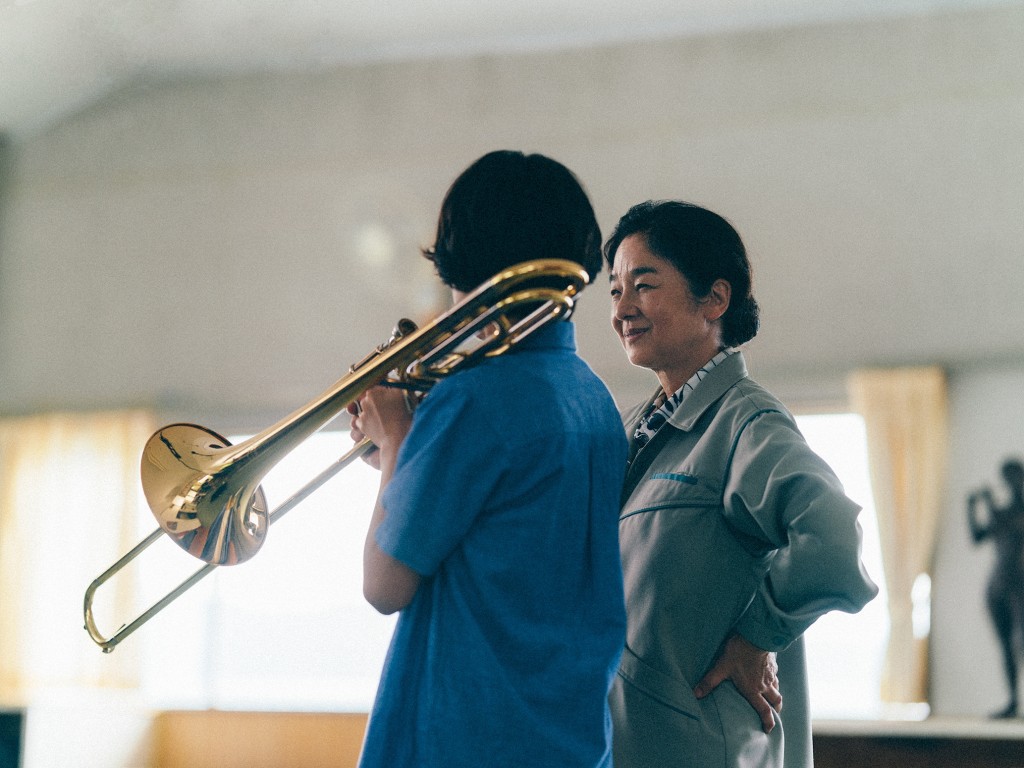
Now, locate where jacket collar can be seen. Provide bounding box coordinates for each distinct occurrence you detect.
[621,352,749,503]
[662,350,749,432]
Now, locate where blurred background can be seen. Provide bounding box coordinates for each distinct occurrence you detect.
[1,1,1023,765]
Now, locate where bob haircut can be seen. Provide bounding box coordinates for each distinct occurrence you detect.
[425,150,602,292]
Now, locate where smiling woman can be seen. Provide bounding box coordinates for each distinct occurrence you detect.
[602,199,878,768]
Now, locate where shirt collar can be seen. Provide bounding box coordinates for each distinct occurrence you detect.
[632,348,737,446]
[511,319,576,353]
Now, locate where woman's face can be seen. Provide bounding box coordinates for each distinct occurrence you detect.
[609,234,729,394]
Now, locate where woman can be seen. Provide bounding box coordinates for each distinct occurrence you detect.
[605,200,878,768]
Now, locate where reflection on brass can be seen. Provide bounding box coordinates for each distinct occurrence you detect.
[83,259,589,652]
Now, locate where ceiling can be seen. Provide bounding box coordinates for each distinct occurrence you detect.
[0,0,1012,142]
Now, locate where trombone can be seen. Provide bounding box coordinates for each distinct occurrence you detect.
[83,259,589,652]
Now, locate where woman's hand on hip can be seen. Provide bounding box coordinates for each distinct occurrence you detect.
[694,633,783,733]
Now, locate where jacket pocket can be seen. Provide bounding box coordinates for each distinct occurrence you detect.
[621,468,722,521]
[616,644,701,721]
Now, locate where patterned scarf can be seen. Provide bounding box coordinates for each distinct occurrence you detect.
[633,348,737,448]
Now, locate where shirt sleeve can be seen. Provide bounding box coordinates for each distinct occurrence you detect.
[377,377,508,577]
[724,409,880,651]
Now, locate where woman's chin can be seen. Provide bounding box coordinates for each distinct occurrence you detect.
[625,351,652,371]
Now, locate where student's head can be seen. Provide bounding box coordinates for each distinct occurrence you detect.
[603,200,759,348]
[424,150,602,292]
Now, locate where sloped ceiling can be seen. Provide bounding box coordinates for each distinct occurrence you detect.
[0,0,1013,141]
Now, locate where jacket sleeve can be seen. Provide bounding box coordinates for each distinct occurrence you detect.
[724,409,879,651]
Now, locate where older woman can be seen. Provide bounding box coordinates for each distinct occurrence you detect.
[605,200,878,768]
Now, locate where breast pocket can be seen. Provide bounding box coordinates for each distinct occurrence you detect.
[621,469,721,520]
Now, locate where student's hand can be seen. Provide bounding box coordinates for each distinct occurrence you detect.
[346,412,381,471]
[349,386,414,460]
[694,633,782,733]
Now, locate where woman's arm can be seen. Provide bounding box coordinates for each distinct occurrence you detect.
[727,410,879,651]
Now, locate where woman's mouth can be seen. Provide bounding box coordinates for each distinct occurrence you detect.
[621,326,649,343]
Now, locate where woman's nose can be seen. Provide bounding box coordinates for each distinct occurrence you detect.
[613,295,637,321]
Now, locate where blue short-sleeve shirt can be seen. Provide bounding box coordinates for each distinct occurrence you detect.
[358,321,627,768]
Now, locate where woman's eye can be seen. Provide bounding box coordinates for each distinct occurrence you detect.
[635,282,652,291]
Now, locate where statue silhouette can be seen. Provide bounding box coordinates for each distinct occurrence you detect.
[968,458,1024,718]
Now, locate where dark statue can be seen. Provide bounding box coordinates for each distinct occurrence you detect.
[968,458,1024,718]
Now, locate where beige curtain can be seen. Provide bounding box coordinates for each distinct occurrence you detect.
[0,410,156,699]
[847,366,948,704]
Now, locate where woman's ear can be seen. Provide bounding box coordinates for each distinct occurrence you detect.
[704,279,731,322]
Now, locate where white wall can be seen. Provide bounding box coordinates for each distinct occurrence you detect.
[3,4,1023,420]
[19,691,153,768]
[1,3,1023,720]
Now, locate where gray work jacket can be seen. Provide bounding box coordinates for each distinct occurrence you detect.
[610,352,878,768]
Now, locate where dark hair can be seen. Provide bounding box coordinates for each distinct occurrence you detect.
[424,150,602,291]
[603,200,760,347]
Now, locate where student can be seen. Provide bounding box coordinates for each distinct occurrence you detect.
[350,150,628,768]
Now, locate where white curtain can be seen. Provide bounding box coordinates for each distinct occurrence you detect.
[847,367,948,704]
[0,410,156,698]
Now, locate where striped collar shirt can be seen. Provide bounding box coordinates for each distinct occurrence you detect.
[633,348,738,448]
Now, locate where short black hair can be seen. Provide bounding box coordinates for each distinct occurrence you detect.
[424,150,602,291]
[603,200,760,347]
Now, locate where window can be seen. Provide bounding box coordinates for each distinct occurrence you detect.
[137,416,889,718]
[797,413,889,720]
[138,431,395,711]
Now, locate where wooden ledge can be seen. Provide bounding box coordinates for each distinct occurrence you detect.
[153,710,368,768]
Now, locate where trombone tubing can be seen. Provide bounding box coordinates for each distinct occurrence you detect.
[83,437,375,653]
[83,258,589,652]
